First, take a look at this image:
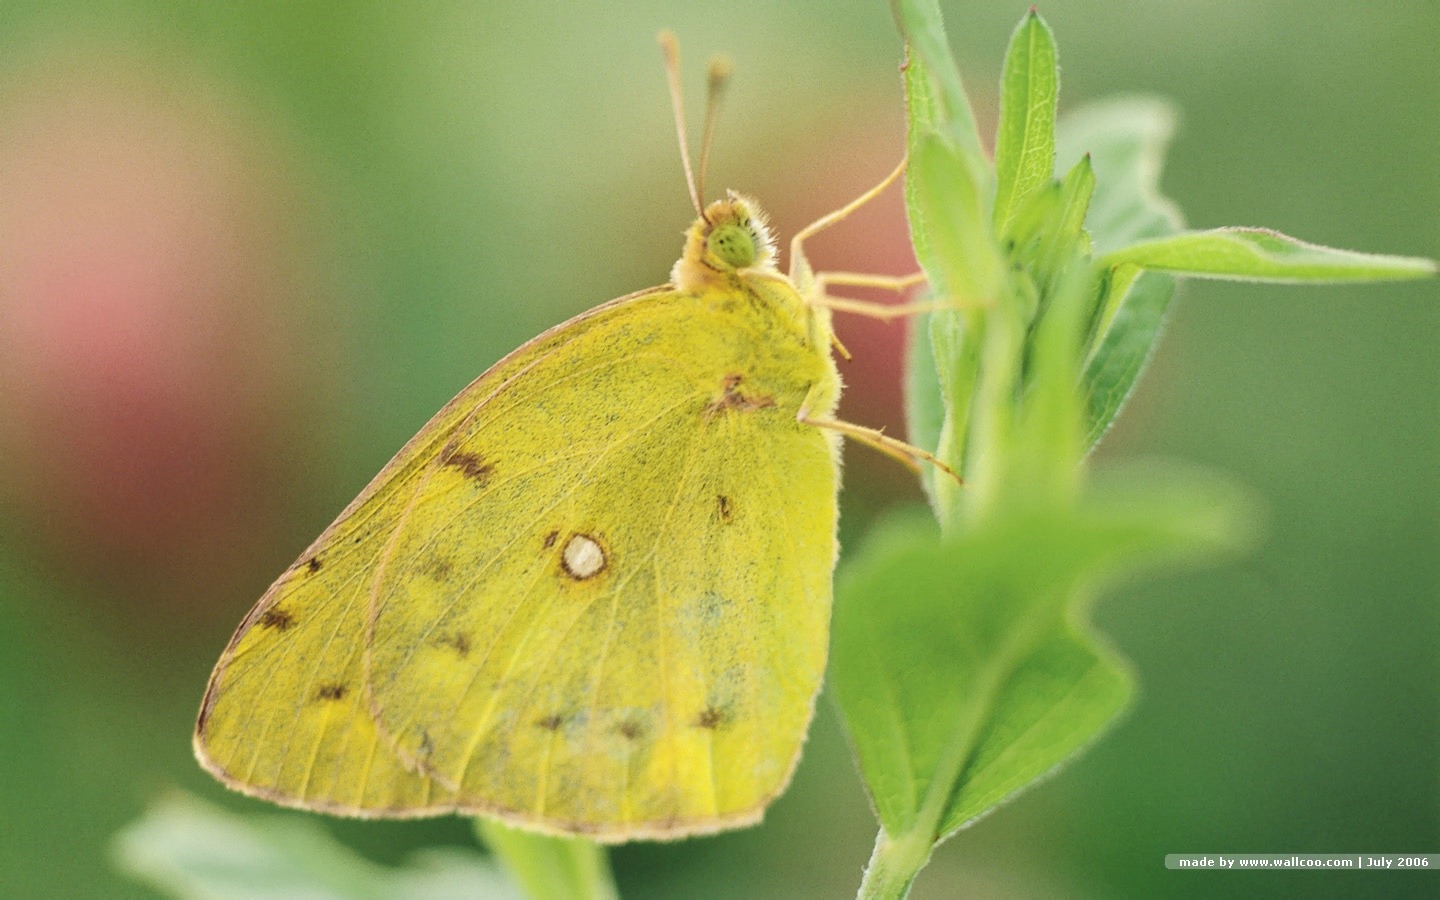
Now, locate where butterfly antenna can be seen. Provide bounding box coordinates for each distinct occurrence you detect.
[696,55,732,212]
[659,30,705,220]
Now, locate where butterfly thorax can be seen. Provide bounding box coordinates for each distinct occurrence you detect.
[670,193,840,424]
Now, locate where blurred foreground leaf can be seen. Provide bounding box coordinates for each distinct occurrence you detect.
[833,467,1254,852]
[113,793,518,900]
[836,461,1254,900]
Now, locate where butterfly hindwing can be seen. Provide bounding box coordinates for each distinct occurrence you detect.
[196,282,840,839]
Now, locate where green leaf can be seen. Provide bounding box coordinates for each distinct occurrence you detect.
[891,0,984,158]
[1054,97,1184,448]
[874,6,1426,897]
[1099,227,1438,282]
[903,308,945,515]
[113,793,519,900]
[993,10,1059,238]
[909,132,1002,336]
[902,80,1000,307]
[895,0,1007,520]
[834,467,1256,892]
[908,131,1002,516]
[1054,96,1183,253]
[1008,155,1096,327]
[1051,154,1096,247]
[899,49,942,277]
[1081,266,1175,449]
[1007,263,1092,506]
[476,819,617,900]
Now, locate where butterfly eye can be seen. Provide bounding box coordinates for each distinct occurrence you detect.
[706,222,758,269]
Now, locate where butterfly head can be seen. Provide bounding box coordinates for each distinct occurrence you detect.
[672,191,778,290]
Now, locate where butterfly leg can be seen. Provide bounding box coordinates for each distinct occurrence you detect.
[787,157,907,281]
[788,165,980,319]
[813,270,946,322]
[816,270,995,321]
[819,271,928,293]
[796,386,963,485]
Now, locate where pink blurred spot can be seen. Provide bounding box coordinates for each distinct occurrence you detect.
[0,51,338,613]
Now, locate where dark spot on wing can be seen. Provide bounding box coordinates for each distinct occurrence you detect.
[425,556,453,581]
[617,719,645,740]
[316,682,347,701]
[684,591,731,629]
[716,494,733,523]
[694,705,729,730]
[536,713,565,731]
[543,530,559,549]
[443,450,494,485]
[258,608,295,631]
[704,372,775,418]
[304,556,323,573]
[440,633,471,658]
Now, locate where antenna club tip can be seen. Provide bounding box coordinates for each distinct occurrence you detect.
[707,55,734,81]
[657,29,679,58]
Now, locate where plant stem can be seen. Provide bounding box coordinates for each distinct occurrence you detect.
[476,817,617,900]
[857,828,934,900]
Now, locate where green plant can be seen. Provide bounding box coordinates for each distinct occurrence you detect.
[833,4,1431,896]
[113,4,1432,898]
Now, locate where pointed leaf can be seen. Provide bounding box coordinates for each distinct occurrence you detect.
[1100,227,1437,282]
[1052,154,1096,246]
[1055,98,1185,448]
[1055,96,1183,253]
[896,0,1007,518]
[909,132,1002,331]
[993,10,1059,237]
[1009,155,1096,325]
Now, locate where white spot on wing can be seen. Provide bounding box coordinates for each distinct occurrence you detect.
[561,533,606,580]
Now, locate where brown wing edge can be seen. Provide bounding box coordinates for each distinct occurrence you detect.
[193,664,823,843]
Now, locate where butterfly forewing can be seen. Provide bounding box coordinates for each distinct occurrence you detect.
[194,288,667,813]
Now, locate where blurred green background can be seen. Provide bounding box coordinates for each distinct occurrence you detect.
[0,1,1433,897]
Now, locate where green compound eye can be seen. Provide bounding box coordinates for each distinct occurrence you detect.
[706,223,758,269]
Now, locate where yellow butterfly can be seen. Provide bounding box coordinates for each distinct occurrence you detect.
[195,32,944,842]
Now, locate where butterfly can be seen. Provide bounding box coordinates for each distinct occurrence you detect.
[194,31,947,842]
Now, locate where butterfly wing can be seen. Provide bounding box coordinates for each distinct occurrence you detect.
[195,283,840,840]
